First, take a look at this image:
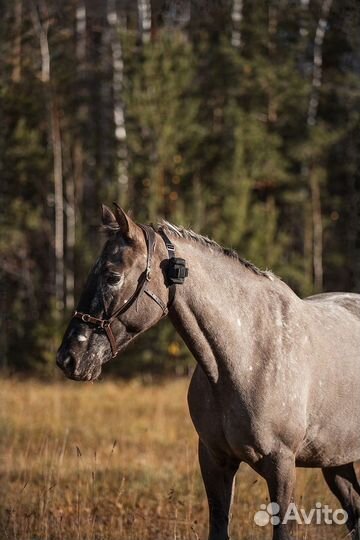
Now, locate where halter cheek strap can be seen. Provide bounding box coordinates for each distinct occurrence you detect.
[73,224,188,358]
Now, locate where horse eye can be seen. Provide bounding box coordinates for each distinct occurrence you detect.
[107,274,121,286]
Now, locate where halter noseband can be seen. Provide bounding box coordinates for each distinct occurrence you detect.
[72,225,188,358]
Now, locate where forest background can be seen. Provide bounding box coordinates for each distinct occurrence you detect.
[1,0,360,377]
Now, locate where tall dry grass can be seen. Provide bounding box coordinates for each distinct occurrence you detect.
[0,377,349,539]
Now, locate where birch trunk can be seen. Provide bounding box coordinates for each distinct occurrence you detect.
[299,0,310,39]
[31,1,64,309]
[231,0,243,48]
[76,1,86,63]
[138,0,152,44]
[65,178,75,311]
[74,0,87,207]
[51,97,65,310]
[304,197,314,292]
[31,1,50,83]
[307,0,333,127]
[306,0,333,291]
[107,0,129,203]
[310,171,323,291]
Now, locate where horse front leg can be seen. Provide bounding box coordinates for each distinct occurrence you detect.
[260,451,296,540]
[198,439,240,540]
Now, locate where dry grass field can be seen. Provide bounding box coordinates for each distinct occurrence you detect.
[0,377,351,539]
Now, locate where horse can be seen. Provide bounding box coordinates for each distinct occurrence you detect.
[57,204,360,540]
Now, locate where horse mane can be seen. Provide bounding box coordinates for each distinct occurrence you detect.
[158,221,274,280]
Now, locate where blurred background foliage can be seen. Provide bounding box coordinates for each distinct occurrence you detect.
[0,0,359,377]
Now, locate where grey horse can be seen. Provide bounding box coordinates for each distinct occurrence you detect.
[57,205,360,540]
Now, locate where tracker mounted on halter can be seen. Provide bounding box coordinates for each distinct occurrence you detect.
[158,227,189,286]
[167,257,189,285]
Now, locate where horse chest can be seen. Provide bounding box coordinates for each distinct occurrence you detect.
[187,366,282,464]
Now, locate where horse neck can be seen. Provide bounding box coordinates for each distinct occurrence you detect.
[167,236,296,385]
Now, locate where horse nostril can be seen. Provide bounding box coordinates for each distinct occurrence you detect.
[65,354,78,374]
[57,351,78,375]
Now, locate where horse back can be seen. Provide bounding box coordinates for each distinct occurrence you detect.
[305,291,360,320]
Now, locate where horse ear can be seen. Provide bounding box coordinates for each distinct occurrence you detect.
[113,202,138,239]
[101,204,118,230]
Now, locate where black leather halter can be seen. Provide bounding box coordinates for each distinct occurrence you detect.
[72,225,188,358]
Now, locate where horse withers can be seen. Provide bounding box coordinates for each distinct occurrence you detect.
[57,204,360,540]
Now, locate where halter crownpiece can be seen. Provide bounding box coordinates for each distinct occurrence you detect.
[72,223,188,358]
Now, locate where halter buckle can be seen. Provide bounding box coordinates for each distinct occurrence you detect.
[81,314,91,323]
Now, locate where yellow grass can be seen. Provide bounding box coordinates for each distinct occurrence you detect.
[0,377,349,539]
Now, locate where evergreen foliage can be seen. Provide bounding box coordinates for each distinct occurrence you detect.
[1,0,359,376]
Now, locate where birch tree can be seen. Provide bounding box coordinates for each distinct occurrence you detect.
[107,0,129,203]
[31,0,64,310]
[74,0,86,207]
[138,0,152,44]
[231,0,243,48]
[306,0,333,291]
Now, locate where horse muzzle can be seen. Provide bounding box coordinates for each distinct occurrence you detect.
[56,348,102,381]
